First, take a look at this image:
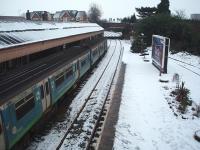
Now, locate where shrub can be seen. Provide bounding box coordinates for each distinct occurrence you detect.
[131,34,146,53]
[171,82,192,113]
[135,14,200,55]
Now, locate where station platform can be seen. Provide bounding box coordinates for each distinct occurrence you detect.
[98,62,126,150]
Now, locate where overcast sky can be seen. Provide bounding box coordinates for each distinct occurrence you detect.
[0,0,199,19]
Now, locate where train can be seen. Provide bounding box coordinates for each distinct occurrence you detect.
[0,39,107,150]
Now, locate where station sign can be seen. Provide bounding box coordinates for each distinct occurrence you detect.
[152,35,170,73]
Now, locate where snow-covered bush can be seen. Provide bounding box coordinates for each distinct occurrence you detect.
[131,35,146,53]
[171,82,192,113]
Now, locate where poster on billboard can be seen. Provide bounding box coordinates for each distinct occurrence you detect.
[152,35,170,73]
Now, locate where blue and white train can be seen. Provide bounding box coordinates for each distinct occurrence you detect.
[0,39,107,149]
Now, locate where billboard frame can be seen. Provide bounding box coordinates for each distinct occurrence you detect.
[152,35,170,73]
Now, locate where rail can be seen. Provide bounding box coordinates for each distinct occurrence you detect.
[56,39,123,149]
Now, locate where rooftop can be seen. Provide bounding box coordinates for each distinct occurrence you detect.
[0,21,103,49]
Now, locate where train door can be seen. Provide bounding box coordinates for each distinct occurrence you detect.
[42,79,51,112]
[0,113,6,150]
[44,80,51,109]
[40,81,50,112]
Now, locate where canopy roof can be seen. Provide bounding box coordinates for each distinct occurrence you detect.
[0,21,104,49]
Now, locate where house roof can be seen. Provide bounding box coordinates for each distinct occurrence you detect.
[30,11,50,19]
[76,11,87,18]
[53,10,79,20]
[60,10,71,18]
[53,11,61,19]
[68,10,78,18]
[30,12,40,19]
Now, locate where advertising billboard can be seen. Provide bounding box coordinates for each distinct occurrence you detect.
[152,35,170,73]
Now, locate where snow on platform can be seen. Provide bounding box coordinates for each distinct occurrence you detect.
[113,41,200,150]
[0,21,103,49]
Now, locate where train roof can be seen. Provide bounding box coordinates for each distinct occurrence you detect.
[0,21,104,49]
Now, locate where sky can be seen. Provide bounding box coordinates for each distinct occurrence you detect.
[0,0,200,19]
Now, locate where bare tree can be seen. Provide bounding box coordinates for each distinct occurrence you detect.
[88,3,102,23]
[174,10,187,19]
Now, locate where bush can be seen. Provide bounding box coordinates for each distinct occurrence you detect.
[131,34,146,53]
[171,82,192,113]
[135,14,200,55]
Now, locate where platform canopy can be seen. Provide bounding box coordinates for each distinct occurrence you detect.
[0,21,104,49]
[0,21,104,63]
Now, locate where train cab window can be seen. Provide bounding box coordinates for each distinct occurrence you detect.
[65,67,73,79]
[55,72,64,88]
[40,85,44,99]
[15,93,35,120]
[45,82,49,95]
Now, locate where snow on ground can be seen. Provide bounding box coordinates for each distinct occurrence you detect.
[113,41,200,150]
[169,52,200,67]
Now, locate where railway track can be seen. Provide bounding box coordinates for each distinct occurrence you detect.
[169,57,200,70]
[27,40,123,150]
[57,40,122,150]
[169,57,200,77]
[88,40,123,149]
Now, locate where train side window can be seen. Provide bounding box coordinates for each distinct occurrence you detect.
[66,67,73,79]
[45,82,49,95]
[40,85,44,99]
[15,93,35,120]
[81,59,87,67]
[55,72,64,88]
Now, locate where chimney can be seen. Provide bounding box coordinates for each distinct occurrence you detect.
[26,10,31,20]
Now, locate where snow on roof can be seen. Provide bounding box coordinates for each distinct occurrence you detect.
[76,11,87,18]
[0,21,104,49]
[53,11,61,19]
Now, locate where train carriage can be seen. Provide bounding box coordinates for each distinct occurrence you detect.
[0,38,108,150]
